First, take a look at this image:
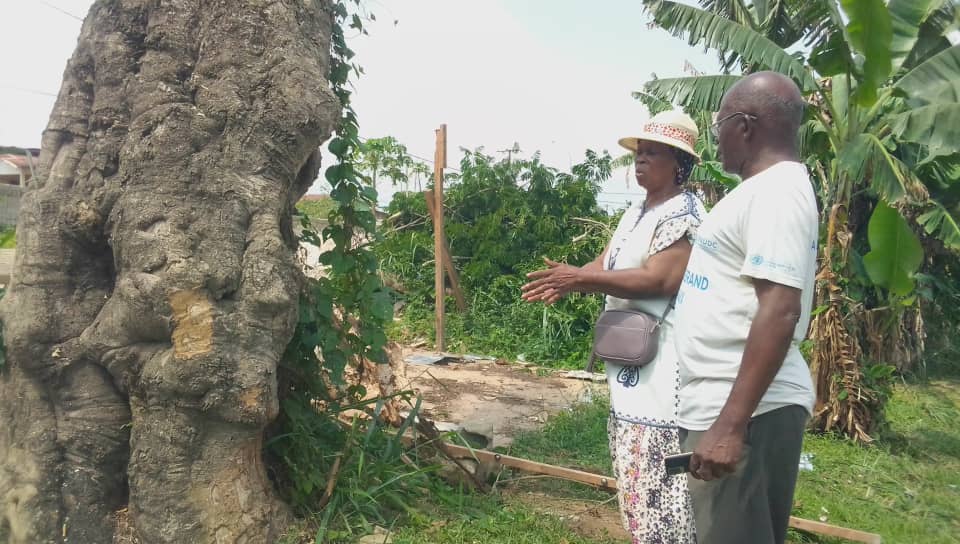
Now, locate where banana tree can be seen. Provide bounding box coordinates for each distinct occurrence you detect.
[700,0,824,72]
[640,0,960,441]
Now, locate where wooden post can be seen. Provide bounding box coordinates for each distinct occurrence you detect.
[433,125,447,351]
[424,192,466,311]
[584,352,598,374]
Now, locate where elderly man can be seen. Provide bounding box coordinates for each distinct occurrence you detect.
[672,71,819,544]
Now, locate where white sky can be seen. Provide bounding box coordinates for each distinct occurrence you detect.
[0,0,720,209]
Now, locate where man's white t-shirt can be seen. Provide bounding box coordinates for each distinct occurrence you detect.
[674,161,818,431]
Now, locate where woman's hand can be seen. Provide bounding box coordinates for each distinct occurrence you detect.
[521,257,582,305]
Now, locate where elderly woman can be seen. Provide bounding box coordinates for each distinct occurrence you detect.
[521,111,706,544]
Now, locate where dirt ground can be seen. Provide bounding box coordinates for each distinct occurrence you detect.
[396,349,606,448]
[506,490,630,543]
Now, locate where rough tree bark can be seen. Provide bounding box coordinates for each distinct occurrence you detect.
[0,1,339,542]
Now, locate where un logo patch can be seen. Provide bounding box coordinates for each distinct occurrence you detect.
[750,255,764,266]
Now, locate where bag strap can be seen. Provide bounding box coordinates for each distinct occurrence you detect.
[598,295,675,325]
[656,295,677,326]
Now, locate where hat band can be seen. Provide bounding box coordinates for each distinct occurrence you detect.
[641,122,697,149]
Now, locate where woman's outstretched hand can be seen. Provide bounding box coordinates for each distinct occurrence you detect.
[521,257,583,305]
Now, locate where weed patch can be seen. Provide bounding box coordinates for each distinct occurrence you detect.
[0,228,14,249]
[387,380,960,543]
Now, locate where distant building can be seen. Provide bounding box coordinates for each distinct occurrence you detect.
[0,150,39,186]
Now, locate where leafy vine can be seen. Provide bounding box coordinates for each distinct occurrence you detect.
[268,0,404,527]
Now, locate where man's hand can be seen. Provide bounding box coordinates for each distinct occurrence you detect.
[689,422,747,481]
[520,257,582,304]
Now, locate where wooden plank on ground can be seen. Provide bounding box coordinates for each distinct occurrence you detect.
[442,442,616,491]
[440,441,882,543]
[788,516,882,544]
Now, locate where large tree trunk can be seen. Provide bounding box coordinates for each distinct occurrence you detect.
[0,1,339,542]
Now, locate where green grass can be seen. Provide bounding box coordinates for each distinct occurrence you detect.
[296,198,337,224]
[508,389,612,474]
[383,379,960,544]
[387,299,598,369]
[392,500,621,544]
[501,391,617,504]
[381,397,623,544]
[0,228,14,249]
[791,380,960,544]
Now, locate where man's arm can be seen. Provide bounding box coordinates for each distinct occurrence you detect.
[689,278,801,480]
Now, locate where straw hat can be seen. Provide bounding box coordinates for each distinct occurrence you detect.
[618,110,701,162]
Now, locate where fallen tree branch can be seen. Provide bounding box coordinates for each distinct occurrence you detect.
[414,417,490,493]
[316,453,343,510]
[571,216,613,237]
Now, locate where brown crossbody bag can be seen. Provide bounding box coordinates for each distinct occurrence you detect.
[591,299,674,367]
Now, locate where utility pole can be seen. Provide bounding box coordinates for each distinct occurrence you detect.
[497,142,521,166]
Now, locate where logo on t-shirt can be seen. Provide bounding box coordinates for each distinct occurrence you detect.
[696,237,719,253]
[749,256,798,275]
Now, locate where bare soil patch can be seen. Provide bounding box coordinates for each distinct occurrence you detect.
[397,348,605,448]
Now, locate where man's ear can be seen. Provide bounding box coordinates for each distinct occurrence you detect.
[740,115,754,142]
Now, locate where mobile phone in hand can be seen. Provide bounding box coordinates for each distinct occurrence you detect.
[664,452,693,475]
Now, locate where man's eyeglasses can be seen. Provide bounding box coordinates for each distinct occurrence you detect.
[709,112,758,140]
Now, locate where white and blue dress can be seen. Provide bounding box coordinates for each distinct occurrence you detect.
[603,191,705,544]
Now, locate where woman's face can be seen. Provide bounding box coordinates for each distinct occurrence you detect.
[634,140,679,192]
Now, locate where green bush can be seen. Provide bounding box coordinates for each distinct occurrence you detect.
[296,198,337,225]
[918,249,960,378]
[377,148,618,367]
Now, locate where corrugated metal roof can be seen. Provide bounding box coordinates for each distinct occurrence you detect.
[0,155,37,170]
